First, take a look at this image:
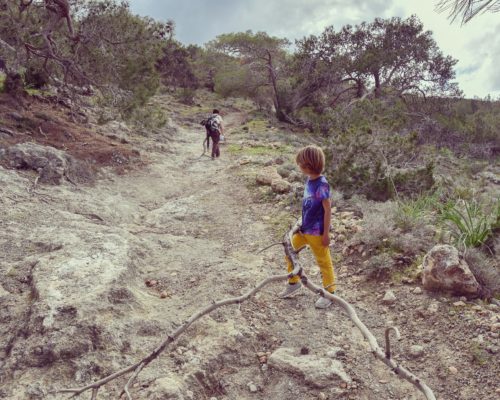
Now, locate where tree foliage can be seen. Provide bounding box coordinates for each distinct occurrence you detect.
[436,0,500,24]
[0,0,173,109]
[209,30,292,121]
[296,16,460,105]
[156,40,197,89]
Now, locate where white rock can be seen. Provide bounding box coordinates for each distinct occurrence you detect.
[413,287,423,295]
[268,347,351,388]
[382,290,397,305]
[409,345,425,358]
[427,302,439,313]
[247,383,258,393]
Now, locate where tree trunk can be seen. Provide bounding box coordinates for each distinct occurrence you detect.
[356,79,364,98]
[374,71,381,98]
[4,71,25,98]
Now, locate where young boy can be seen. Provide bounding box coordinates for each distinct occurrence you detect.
[280,145,336,309]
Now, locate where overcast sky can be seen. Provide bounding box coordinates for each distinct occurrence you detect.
[128,0,500,98]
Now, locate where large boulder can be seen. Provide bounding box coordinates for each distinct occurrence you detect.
[271,178,292,194]
[256,166,281,186]
[422,245,481,296]
[268,347,351,388]
[2,142,91,184]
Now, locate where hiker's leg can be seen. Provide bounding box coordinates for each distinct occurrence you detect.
[210,133,216,158]
[285,233,307,285]
[213,132,220,158]
[206,129,210,149]
[305,234,336,293]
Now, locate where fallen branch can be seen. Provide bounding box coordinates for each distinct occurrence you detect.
[61,224,436,399]
[60,273,289,398]
[284,230,436,399]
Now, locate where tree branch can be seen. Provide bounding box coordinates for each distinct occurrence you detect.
[61,223,436,399]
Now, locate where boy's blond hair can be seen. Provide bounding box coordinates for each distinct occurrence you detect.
[296,145,325,174]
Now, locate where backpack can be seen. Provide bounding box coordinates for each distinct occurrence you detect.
[203,115,220,134]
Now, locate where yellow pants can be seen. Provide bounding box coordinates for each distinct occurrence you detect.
[285,232,336,293]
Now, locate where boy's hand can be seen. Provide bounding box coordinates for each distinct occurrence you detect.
[322,233,330,247]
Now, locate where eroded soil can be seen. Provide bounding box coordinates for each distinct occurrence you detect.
[0,97,498,400]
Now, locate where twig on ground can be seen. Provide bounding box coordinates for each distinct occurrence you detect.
[39,126,48,138]
[385,326,401,359]
[61,224,436,400]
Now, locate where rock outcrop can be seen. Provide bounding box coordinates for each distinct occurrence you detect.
[268,347,351,388]
[422,245,480,296]
[2,142,92,184]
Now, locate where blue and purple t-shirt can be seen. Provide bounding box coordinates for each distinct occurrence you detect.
[301,176,330,235]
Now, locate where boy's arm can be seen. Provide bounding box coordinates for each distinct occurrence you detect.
[322,198,331,247]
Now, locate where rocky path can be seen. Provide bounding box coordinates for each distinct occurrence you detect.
[1,107,498,400]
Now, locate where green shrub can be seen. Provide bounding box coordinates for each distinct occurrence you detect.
[326,128,434,201]
[394,195,436,231]
[442,199,495,248]
[0,73,5,93]
[176,88,196,105]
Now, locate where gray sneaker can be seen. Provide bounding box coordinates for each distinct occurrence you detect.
[315,296,332,309]
[279,283,301,298]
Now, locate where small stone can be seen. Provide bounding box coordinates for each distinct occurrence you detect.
[259,355,267,363]
[189,277,196,283]
[427,303,439,313]
[379,380,389,384]
[145,279,157,287]
[448,366,458,374]
[263,216,271,221]
[409,345,425,358]
[486,345,498,354]
[413,287,423,294]
[339,382,348,389]
[453,301,466,307]
[326,347,345,359]
[318,392,327,400]
[491,323,500,332]
[382,290,397,305]
[261,364,268,371]
[460,296,467,302]
[160,291,169,299]
[247,383,258,393]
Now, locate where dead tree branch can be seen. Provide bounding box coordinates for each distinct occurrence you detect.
[61,224,436,399]
[284,224,436,400]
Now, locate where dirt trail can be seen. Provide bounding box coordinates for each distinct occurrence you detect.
[2,106,495,400]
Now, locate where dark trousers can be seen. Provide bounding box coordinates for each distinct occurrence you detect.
[209,131,220,158]
[205,128,211,150]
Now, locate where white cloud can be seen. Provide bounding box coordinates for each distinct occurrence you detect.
[128,0,500,98]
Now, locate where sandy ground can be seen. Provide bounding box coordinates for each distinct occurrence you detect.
[0,106,498,400]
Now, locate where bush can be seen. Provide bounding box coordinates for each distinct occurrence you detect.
[176,88,196,105]
[442,199,496,249]
[0,72,6,93]
[326,128,434,201]
[464,249,500,297]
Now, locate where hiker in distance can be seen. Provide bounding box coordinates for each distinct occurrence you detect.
[280,145,336,309]
[204,109,224,159]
